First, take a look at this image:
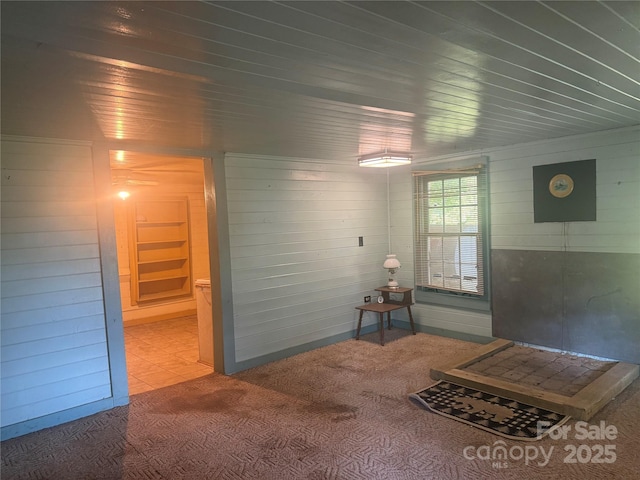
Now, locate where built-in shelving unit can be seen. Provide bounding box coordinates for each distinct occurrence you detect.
[128,197,192,304]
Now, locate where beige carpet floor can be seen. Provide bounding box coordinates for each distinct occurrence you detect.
[2,329,639,479]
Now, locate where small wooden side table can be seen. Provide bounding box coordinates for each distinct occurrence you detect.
[355,286,416,345]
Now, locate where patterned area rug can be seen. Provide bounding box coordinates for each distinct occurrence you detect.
[410,381,570,441]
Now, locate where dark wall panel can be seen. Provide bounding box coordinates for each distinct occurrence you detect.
[491,249,640,364]
[491,250,564,349]
[563,253,640,363]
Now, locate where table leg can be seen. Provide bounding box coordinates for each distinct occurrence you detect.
[387,311,392,330]
[379,312,385,346]
[407,305,416,335]
[356,309,364,340]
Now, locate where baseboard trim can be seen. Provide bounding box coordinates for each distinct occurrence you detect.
[228,320,494,374]
[395,320,496,345]
[1,396,125,441]
[1,320,494,438]
[123,309,197,326]
[228,324,380,374]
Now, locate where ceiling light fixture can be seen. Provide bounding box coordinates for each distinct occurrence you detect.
[358,149,412,168]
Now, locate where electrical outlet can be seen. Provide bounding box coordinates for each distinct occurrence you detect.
[364,295,371,303]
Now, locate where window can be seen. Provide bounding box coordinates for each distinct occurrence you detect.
[413,163,490,311]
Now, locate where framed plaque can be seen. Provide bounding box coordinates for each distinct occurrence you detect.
[533,159,596,223]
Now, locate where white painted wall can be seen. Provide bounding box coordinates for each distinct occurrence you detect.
[224,154,389,362]
[2,126,635,436]
[489,126,639,254]
[1,138,112,430]
[387,126,639,339]
[388,166,493,338]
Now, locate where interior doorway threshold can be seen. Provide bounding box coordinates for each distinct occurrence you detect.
[430,338,639,420]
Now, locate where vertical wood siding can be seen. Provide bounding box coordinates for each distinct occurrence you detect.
[225,154,388,362]
[1,138,112,428]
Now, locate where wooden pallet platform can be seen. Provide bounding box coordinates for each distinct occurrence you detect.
[430,339,639,420]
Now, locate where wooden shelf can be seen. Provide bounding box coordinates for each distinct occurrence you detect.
[136,239,186,246]
[137,221,185,226]
[375,286,413,306]
[139,274,189,285]
[137,257,188,266]
[138,288,192,302]
[128,196,192,304]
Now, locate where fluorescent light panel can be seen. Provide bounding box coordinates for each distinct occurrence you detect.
[358,152,412,168]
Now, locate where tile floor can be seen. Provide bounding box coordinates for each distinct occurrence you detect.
[464,344,615,397]
[124,315,212,395]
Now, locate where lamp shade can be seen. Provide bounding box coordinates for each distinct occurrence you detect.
[383,254,401,270]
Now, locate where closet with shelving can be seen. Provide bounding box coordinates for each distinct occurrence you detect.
[128,197,192,304]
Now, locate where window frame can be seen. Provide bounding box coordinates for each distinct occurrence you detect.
[412,159,491,312]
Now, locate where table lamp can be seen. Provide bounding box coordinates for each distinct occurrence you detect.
[383,254,401,288]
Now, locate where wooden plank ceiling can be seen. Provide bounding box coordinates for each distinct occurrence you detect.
[1,1,638,162]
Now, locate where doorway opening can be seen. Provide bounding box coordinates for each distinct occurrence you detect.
[109,151,214,395]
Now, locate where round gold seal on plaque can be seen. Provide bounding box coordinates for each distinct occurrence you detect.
[549,173,574,198]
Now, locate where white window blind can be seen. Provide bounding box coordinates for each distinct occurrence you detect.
[413,166,487,297]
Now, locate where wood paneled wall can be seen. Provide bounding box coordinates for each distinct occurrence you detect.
[2,127,635,437]
[224,154,388,363]
[488,127,640,360]
[389,166,493,339]
[388,126,639,345]
[1,138,112,429]
[490,127,639,254]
